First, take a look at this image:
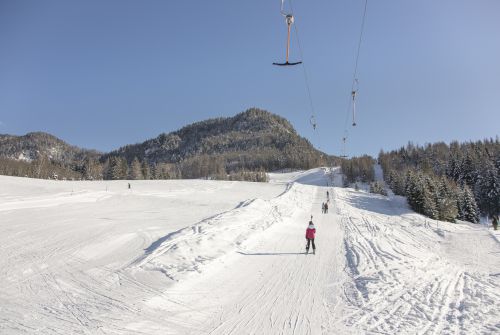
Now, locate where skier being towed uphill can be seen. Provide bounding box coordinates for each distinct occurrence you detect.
[305,217,316,254]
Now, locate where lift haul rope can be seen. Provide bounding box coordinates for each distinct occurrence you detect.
[289,0,317,131]
[273,0,369,156]
[274,0,317,133]
[342,0,368,158]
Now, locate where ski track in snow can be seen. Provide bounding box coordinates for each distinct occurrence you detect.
[337,189,500,335]
[0,169,499,334]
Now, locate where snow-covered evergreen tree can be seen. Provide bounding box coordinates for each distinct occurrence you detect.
[475,161,500,216]
[422,188,438,219]
[406,171,425,213]
[110,157,127,180]
[458,185,479,223]
[102,158,111,180]
[437,177,458,222]
[129,157,143,180]
[141,161,151,180]
[438,198,458,223]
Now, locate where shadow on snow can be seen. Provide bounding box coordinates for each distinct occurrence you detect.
[237,251,306,256]
[343,189,413,217]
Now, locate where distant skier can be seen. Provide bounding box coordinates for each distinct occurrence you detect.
[324,202,329,214]
[321,202,325,214]
[493,214,499,231]
[128,183,131,189]
[305,218,316,254]
[326,190,330,200]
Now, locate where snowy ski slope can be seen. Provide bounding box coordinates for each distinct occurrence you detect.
[0,169,499,334]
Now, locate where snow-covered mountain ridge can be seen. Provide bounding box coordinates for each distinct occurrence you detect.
[0,109,330,180]
[0,131,100,163]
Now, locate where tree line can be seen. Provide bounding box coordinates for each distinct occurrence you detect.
[1,109,334,182]
[101,155,269,182]
[0,155,269,182]
[379,138,499,222]
[340,155,376,186]
[0,157,83,180]
[0,150,328,182]
[385,168,479,223]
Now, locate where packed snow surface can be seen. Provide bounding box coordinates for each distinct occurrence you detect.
[0,168,499,334]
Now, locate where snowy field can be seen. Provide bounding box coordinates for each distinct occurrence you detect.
[0,169,499,334]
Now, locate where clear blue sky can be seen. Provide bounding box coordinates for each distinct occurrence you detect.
[1,0,499,157]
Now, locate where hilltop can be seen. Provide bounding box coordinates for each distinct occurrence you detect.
[0,109,332,180]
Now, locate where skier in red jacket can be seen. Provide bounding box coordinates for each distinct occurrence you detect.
[305,218,316,254]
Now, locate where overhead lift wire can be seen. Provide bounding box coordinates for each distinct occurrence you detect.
[341,0,368,157]
[288,0,318,131]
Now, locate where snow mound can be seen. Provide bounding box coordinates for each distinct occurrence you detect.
[129,183,311,282]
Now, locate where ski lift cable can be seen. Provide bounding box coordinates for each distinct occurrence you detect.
[279,0,288,16]
[351,0,368,91]
[342,0,368,141]
[288,0,317,131]
[344,0,368,129]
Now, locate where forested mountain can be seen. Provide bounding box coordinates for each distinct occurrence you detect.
[0,132,100,179]
[0,132,100,163]
[103,108,330,179]
[0,109,332,181]
[379,139,500,222]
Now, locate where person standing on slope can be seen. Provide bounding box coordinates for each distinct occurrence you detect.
[305,218,316,254]
[493,214,499,231]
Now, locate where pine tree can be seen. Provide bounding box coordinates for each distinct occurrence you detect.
[422,187,438,219]
[102,158,111,180]
[120,158,129,179]
[446,154,461,182]
[421,176,439,219]
[83,157,101,180]
[110,157,127,180]
[461,152,477,186]
[129,157,143,180]
[394,171,406,195]
[150,164,158,179]
[459,185,479,223]
[141,161,151,180]
[457,189,466,221]
[436,177,459,222]
[405,171,424,213]
[438,197,458,222]
[475,162,500,216]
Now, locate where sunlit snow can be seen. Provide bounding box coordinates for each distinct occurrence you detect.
[0,169,499,334]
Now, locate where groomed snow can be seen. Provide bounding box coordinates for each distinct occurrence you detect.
[0,169,499,334]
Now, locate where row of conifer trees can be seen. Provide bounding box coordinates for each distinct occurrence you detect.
[386,168,479,223]
[91,156,268,182]
[340,155,375,185]
[379,138,499,222]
